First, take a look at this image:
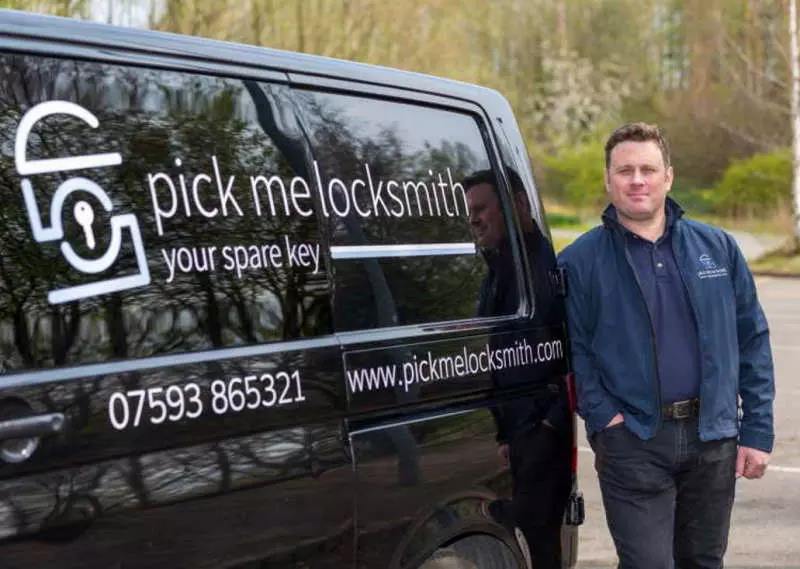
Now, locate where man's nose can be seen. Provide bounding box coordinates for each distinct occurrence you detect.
[631,170,645,185]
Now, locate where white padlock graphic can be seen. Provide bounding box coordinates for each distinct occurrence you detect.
[15,100,150,304]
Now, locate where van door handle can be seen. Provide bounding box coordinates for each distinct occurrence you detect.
[0,412,66,440]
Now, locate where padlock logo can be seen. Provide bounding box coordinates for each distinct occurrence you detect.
[15,100,150,304]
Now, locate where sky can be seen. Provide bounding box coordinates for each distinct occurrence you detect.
[85,0,160,28]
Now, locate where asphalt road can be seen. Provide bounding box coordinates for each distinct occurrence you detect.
[575,276,800,569]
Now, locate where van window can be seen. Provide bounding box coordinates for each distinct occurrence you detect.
[0,54,331,372]
[294,91,519,331]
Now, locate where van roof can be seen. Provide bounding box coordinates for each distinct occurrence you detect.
[0,9,505,106]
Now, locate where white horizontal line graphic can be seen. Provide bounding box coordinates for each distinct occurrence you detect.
[331,242,476,259]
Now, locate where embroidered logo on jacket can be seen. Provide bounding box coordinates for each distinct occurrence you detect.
[697,253,728,279]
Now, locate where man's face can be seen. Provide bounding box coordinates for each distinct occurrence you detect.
[467,182,506,249]
[605,140,673,223]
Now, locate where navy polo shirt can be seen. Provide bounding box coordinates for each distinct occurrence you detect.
[625,221,702,404]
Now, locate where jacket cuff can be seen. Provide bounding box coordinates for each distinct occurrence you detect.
[582,402,619,435]
[738,428,774,453]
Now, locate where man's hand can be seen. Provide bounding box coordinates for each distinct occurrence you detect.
[605,413,624,429]
[497,443,510,467]
[736,446,770,479]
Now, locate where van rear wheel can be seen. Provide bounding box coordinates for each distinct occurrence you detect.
[418,534,524,569]
[419,549,479,569]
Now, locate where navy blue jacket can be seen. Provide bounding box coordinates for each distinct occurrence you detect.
[558,199,775,452]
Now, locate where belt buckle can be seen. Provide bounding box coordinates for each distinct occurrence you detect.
[671,400,692,419]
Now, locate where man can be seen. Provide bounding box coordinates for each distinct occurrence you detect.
[558,123,775,569]
[466,169,571,569]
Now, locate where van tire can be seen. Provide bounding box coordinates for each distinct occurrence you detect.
[418,534,523,569]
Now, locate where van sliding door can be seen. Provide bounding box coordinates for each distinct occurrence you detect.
[292,84,570,568]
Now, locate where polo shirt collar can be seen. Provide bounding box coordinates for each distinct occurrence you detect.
[601,197,685,241]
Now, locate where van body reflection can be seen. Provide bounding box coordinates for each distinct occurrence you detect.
[467,169,572,569]
[0,11,579,569]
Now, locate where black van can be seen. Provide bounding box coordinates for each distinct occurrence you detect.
[0,10,582,569]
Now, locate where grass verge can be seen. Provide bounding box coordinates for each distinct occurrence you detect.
[552,235,574,253]
[750,238,800,277]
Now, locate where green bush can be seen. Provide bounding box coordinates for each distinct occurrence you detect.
[545,211,582,227]
[669,180,716,215]
[711,149,792,217]
[540,140,606,210]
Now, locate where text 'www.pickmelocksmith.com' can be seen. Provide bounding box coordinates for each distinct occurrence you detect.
[346,339,564,394]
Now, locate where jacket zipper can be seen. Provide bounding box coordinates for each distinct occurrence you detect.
[671,229,705,433]
[621,234,663,431]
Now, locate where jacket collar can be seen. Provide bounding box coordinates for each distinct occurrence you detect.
[601,197,685,237]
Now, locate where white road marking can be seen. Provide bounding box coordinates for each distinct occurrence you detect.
[771,465,800,474]
[577,447,800,473]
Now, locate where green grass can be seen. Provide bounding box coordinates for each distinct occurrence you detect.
[552,235,575,253]
[543,203,596,232]
[545,201,791,236]
[546,211,582,228]
[544,203,799,267]
[691,213,790,236]
[750,239,800,276]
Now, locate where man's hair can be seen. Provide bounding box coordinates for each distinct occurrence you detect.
[604,122,671,170]
[463,168,525,195]
[463,169,497,192]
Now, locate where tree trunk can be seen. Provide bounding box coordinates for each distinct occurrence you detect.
[791,0,800,242]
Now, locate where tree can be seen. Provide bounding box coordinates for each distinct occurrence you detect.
[790,0,800,242]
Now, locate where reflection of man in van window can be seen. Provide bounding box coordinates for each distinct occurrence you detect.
[465,173,507,250]
[466,169,517,318]
[466,169,557,320]
[465,170,571,569]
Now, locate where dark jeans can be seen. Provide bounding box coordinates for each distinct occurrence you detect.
[590,417,737,569]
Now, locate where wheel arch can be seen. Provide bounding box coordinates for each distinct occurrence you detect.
[388,490,527,569]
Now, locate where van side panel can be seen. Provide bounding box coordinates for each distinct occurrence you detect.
[294,83,572,568]
[351,408,525,569]
[0,418,353,569]
[0,51,354,568]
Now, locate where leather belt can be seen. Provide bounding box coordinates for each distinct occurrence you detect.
[662,398,699,420]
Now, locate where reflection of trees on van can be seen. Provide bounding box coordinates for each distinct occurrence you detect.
[0,54,331,371]
[294,90,493,331]
[0,54,355,568]
[294,92,500,487]
[0,57,345,546]
[0,422,348,553]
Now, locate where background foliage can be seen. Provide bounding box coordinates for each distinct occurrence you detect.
[2,0,795,228]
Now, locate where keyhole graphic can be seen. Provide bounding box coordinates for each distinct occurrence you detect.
[73,201,96,250]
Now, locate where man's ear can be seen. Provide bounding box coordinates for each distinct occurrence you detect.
[604,168,611,194]
[665,165,674,193]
